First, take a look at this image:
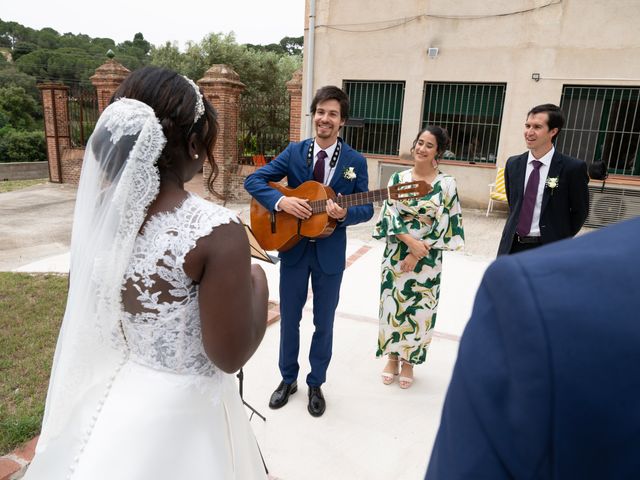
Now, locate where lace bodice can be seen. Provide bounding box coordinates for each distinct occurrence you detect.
[120,194,238,377]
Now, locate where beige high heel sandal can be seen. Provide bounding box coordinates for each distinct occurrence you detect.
[381,356,400,385]
[399,359,414,389]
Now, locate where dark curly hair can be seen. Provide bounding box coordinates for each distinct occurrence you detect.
[411,125,451,159]
[310,85,350,120]
[110,66,220,195]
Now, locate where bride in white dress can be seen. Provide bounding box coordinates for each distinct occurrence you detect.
[23,66,269,479]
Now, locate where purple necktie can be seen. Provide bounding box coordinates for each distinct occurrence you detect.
[516,160,543,236]
[314,150,327,183]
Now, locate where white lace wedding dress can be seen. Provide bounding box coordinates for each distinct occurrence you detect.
[25,194,266,480]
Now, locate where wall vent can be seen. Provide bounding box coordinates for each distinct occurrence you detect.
[378,163,408,193]
[585,184,640,228]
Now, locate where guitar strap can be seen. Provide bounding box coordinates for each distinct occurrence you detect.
[306,139,342,176]
[306,141,314,167]
[330,142,341,169]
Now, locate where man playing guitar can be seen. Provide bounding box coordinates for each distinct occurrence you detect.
[244,85,373,418]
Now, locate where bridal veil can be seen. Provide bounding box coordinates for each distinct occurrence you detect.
[35,98,166,466]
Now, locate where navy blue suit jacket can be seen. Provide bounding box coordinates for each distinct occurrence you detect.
[427,217,640,479]
[497,150,589,255]
[244,138,373,275]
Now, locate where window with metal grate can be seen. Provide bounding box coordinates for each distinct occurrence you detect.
[421,81,506,165]
[342,80,405,156]
[559,85,640,178]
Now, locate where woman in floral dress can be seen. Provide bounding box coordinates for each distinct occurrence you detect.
[373,126,464,388]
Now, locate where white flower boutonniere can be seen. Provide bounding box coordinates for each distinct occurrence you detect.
[545,176,559,194]
[343,166,357,181]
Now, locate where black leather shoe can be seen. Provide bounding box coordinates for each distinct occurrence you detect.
[269,380,297,409]
[307,386,326,417]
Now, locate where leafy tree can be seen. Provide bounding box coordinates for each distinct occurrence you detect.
[0,34,11,48]
[187,32,301,97]
[0,19,303,160]
[117,32,152,69]
[11,41,38,61]
[0,85,40,129]
[0,64,39,104]
[1,21,40,55]
[245,43,285,55]
[15,47,101,87]
[245,36,303,56]
[149,42,186,72]
[152,32,301,158]
[279,36,304,56]
[1,21,153,86]
[0,127,46,162]
[37,28,60,49]
[13,49,50,81]
[132,33,151,55]
[47,48,101,87]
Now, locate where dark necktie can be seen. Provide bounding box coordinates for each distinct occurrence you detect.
[516,160,543,236]
[314,150,327,183]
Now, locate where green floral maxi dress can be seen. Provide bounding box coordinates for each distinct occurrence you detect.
[372,169,465,365]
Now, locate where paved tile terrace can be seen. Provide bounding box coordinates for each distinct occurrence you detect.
[1,179,516,479]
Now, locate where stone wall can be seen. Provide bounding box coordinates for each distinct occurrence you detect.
[0,162,49,181]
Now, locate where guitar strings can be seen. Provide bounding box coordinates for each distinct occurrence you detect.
[307,181,426,214]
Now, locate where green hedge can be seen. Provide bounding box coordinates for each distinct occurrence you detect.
[0,128,46,163]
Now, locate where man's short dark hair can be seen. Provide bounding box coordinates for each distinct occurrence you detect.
[310,86,350,120]
[528,103,565,140]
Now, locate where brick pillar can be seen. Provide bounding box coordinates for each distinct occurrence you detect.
[38,83,70,183]
[90,59,130,113]
[286,69,303,143]
[198,65,246,202]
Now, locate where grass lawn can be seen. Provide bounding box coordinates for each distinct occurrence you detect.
[0,272,67,455]
[0,179,48,194]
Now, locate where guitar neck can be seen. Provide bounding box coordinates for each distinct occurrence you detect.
[309,188,389,214]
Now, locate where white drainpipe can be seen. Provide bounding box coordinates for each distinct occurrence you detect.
[304,0,316,138]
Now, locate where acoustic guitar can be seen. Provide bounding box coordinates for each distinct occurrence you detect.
[250,180,431,252]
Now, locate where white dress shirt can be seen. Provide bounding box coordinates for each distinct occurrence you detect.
[524,146,554,237]
[312,139,339,185]
[274,139,340,211]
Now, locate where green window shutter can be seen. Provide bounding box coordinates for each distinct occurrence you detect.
[343,80,405,155]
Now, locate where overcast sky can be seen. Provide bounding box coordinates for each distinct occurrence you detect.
[2,0,305,48]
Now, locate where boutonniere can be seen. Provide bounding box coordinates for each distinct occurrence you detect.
[343,166,356,181]
[545,177,559,194]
